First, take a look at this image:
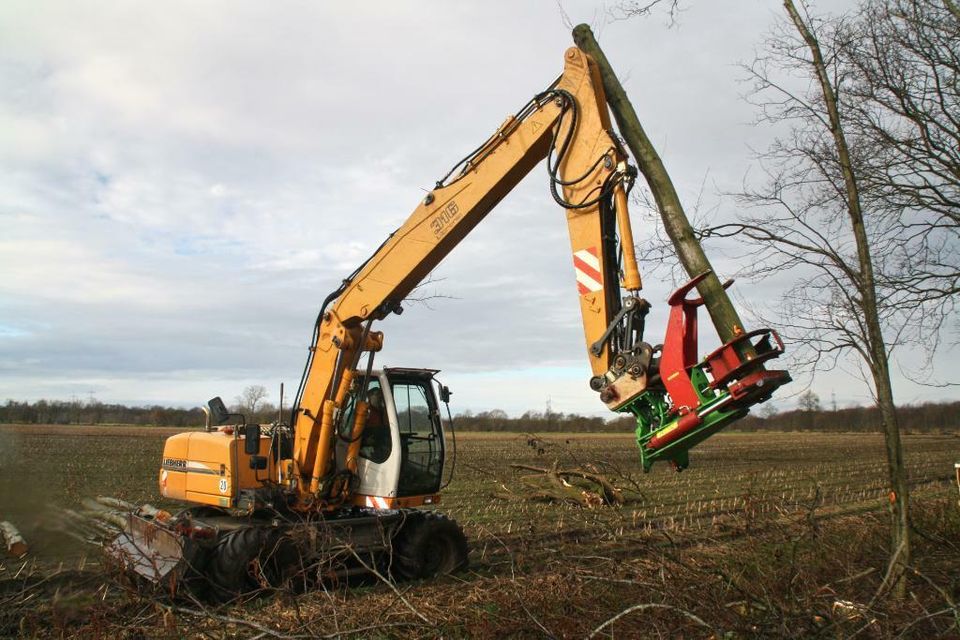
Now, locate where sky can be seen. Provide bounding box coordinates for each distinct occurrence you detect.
[1,1,955,417]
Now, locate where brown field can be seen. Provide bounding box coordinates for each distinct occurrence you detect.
[1,425,958,638]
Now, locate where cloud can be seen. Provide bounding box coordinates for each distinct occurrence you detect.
[3,0,947,417]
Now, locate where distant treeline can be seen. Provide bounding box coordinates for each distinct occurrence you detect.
[453,409,634,433]
[1,398,958,434]
[449,401,960,434]
[734,401,960,434]
[0,399,206,427]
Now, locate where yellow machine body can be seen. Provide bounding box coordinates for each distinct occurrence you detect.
[159,431,276,508]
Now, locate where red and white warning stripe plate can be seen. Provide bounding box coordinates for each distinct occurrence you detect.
[573,247,603,295]
[364,495,391,509]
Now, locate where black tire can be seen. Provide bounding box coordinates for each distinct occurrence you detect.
[390,512,469,581]
[205,527,294,602]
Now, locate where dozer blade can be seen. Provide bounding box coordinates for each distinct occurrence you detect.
[105,513,195,585]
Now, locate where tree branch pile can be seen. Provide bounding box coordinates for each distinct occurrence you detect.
[493,461,624,508]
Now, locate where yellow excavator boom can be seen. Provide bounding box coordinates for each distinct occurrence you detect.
[290,48,645,508]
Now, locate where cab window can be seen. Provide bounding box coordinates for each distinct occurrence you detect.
[392,379,443,496]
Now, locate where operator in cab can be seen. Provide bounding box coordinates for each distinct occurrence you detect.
[360,386,392,463]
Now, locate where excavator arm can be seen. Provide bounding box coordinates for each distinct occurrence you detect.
[288,48,789,510]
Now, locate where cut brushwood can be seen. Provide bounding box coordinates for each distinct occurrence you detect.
[1,520,27,557]
[493,461,624,508]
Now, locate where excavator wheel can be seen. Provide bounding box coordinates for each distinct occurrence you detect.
[203,527,297,602]
[390,511,468,581]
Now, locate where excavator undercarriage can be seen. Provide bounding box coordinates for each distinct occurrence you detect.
[107,504,468,600]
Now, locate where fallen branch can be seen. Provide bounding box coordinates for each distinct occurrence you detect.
[318,622,418,639]
[905,565,960,631]
[173,606,311,639]
[510,463,624,506]
[492,489,585,507]
[346,547,432,625]
[589,602,718,638]
[868,537,907,608]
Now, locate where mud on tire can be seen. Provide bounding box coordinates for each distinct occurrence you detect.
[389,511,469,580]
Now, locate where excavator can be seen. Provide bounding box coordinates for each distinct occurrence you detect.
[107,46,790,597]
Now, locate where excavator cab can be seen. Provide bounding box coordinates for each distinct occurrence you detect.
[337,368,447,508]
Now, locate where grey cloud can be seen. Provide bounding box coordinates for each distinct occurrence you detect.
[5,0,947,417]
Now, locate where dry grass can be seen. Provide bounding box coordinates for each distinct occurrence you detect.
[1,426,958,638]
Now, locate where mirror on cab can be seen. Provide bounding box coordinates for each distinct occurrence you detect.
[208,397,230,425]
[244,423,262,455]
[439,385,452,404]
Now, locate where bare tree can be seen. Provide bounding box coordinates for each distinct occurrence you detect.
[236,384,268,415]
[610,0,685,24]
[842,0,960,338]
[758,403,779,419]
[798,390,820,430]
[797,390,821,413]
[702,0,924,594]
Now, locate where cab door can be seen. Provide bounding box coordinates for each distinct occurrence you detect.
[338,372,400,500]
[338,370,445,501]
[389,375,445,497]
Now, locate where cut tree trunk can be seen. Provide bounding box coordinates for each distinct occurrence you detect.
[572,24,753,357]
[1,521,27,557]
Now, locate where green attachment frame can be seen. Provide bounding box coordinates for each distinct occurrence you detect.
[624,364,747,472]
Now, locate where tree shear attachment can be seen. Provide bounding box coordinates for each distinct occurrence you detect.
[624,272,791,471]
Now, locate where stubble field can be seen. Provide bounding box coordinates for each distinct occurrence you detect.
[0,424,958,638]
